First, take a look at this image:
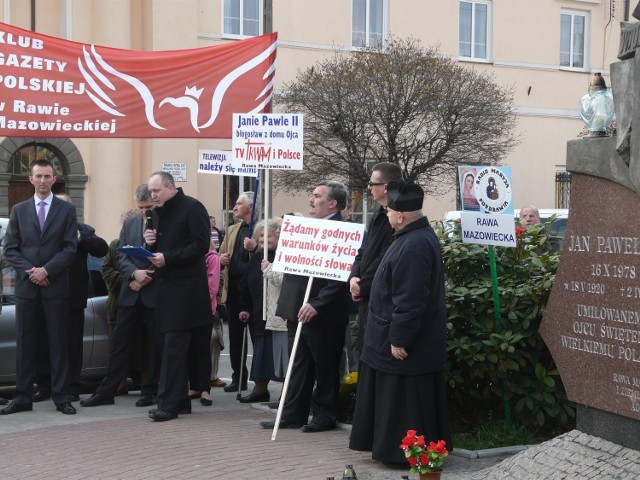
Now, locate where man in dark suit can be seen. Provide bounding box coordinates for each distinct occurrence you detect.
[261,180,350,432]
[144,171,212,421]
[81,184,161,408]
[1,159,78,415]
[32,193,109,403]
[349,162,402,363]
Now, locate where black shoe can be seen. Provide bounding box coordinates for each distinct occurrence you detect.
[260,419,302,429]
[148,409,177,421]
[80,393,115,407]
[135,395,156,407]
[239,391,270,403]
[32,390,51,402]
[70,394,81,403]
[200,396,213,406]
[223,382,248,392]
[301,422,335,433]
[56,402,76,415]
[0,397,7,405]
[0,402,33,415]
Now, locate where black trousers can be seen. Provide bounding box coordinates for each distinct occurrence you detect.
[96,300,161,397]
[157,329,191,413]
[225,288,248,385]
[67,307,85,396]
[282,325,346,427]
[188,321,214,393]
[14,294,71,405]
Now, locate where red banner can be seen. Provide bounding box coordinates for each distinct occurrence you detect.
[0,22,277,138]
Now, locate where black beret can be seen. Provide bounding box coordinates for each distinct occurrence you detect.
[386,181,424,212]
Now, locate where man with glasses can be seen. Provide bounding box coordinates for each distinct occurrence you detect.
[349,162,402,365]
[81,184,161,408]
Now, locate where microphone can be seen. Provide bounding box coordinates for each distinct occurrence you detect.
[145,210,153,231]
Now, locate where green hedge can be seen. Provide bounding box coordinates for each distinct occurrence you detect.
[436,220,575,429]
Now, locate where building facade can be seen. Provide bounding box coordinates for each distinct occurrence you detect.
[0,0,627,236]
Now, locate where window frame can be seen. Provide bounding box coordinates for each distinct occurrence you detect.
[559,9,590,71]
[351,0,389,50]
[221,0,262,39]
[458,0,492,63]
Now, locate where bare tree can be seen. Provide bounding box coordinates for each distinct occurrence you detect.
[274,37,519,196]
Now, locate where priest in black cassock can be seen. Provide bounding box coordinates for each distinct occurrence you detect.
[349,180,452,464]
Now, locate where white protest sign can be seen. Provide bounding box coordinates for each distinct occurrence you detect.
[232,113,303,170]
[198,149,258,177]
[272,215,364,282]
[460,212,517,248]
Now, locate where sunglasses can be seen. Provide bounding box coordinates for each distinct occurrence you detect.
[367,181,386,187]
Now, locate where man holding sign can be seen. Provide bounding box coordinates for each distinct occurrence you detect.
[260,180,350,433]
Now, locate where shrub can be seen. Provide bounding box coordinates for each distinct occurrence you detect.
[436,219,575,431]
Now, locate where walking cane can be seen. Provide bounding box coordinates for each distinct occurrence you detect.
[237,323,248,401]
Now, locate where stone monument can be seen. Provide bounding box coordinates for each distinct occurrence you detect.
[539,5,640,451]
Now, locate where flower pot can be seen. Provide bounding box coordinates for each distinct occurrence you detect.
[419,472,442,480]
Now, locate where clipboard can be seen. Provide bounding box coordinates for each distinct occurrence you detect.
[117,245,156,261]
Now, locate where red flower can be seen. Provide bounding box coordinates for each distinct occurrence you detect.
[419,453,428,465]
[406,429,417,438]
[515,226,525,238]
[401,436,415,448]
[428,440,448,455]
[416,435,426,448]
[407,457,418,467]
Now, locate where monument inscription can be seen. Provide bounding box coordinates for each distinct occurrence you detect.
[541,173,640,420]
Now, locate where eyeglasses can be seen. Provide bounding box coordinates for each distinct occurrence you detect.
[367,181,386,187]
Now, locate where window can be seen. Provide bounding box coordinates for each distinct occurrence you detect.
[560,11,588,69]
[352,0,387,49]
[459,1,491,61]
[223,0,261,37]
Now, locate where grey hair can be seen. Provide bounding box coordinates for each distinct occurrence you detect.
[239,191,255,206]
[317,180,348,211]
[253,218,281,245]
[133,184,152,201]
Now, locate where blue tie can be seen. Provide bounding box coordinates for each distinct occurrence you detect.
[37,201,46,230]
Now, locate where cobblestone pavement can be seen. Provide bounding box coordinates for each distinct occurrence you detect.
[0,383,633,479]
[0,381,509,480]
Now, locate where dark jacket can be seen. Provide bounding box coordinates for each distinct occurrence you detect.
[349,205,394,300]
[151,188,212,333]
[362,216,447,375]
[68,223,109,309]
[275,212,350,330]
[116,214,158,308]
[4,196,78,299]
[238,249,275,337]
[101,238,122,325]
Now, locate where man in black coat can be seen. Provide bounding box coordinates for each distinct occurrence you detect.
[261,180,350,432]
[144,171,212,421]
[349,181,452,463]
[349,162,402,363]
[1,160,78,416]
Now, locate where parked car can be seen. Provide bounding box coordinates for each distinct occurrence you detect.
[0,257,109,386]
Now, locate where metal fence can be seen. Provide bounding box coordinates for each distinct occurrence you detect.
[555,171,571,209]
